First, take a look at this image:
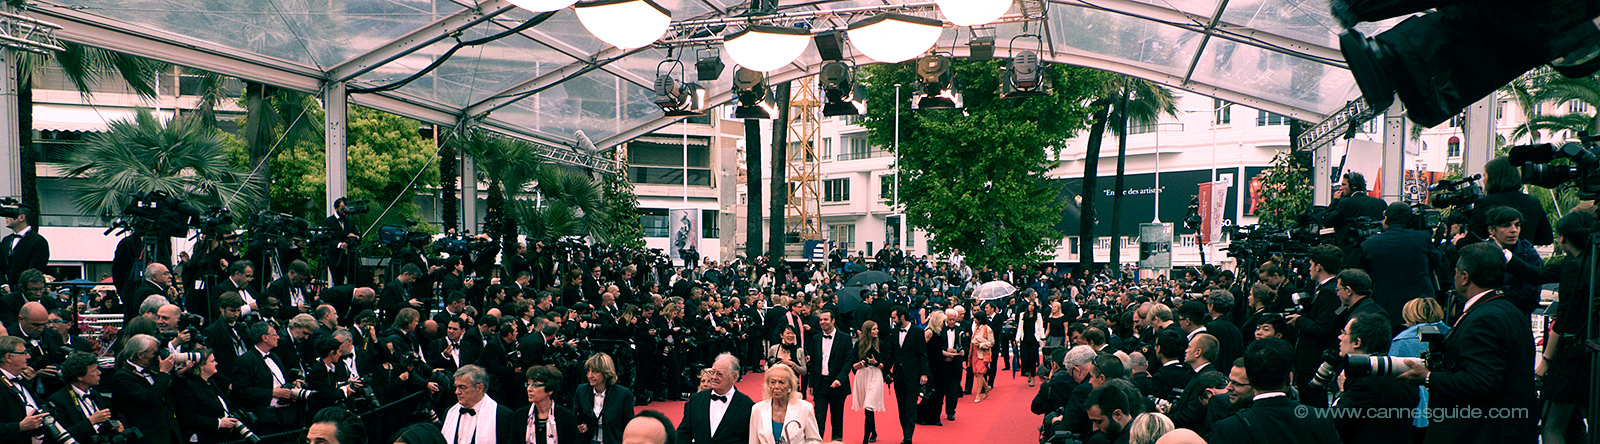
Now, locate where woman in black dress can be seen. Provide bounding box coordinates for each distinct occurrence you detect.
[1042,301,1070,377]
[1016,298,1043,386]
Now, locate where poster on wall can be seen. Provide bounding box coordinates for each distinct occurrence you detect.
[668,208,701,260]
[1138,223,1173,269]
[1197,180,1228,244]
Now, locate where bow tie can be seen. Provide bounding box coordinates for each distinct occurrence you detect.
[460,407,476,416]
[821,334,833,340]
[710,394,728,403]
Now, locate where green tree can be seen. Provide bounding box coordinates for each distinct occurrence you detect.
[1254,151,1313,226]
[602,169,647,248]
[858,60,1107,269]
[1102,78,1177,277]
[458,130,543,254]
[63,109,264,218]
[513,168,611,242]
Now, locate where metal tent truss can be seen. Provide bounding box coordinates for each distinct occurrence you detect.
[23,0,1387,153]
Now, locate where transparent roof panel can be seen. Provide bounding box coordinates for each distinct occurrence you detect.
[1048,5,1204,74]
[1218,0,1343,48]
[358,22,580,107]
[1188,38,1357,115]
[492,69,663,141]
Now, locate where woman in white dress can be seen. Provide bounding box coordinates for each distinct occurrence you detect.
[852,321,886,444]
[749,363,822,444]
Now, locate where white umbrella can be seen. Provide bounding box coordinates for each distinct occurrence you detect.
[972,280,1017,301]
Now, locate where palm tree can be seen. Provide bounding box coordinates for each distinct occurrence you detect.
[458,130,543,253]
[1501,69,1600,143]
[513,168,611,243]
[16,43,164,219]
[1077,75,1176,280]
[62,109,265,220]
[1107,80,1176,278]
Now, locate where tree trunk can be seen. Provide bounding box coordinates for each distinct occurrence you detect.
[1109,91,1131,281]
[770,81,791,264]
[19,79,36,221]
[1078,105,1110,279]
[441,140,459,232]
[746,120,762,260]
[242,82,276,211]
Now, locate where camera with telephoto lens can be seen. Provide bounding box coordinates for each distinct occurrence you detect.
[0,197,23,219]
[343,199,371,215]
[337,379,381,412]
[222,413,262,444]
[96,420,144,444]
[36,411,80,444]
[1508,136,1600,200]
[155,348,203,366]
[1038,407,1085,444]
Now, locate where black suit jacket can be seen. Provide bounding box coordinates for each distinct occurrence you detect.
[0,228,48,287]
[573,383,635,444]
[174,375,239,444]
[126,279,167,319]
[230,348,286,413]
[1293,277,1342,387]
[45,386,108,444]
[428,337,482,374]
[677,389,754,444]
[806,330,854,395]
[108,364,181,444]
[1168,364,1222,434]
[1207,396,1340,444]
[205,321,247,374]
[1423,294,1536,444]
[1324,193,1386,239]
[885,324,930,382]
[1359,227,1443,327]
[1333,369,1419,444]
[0,379,47,443]
[1205,317,1244,374]
[513,405,583,444]
[265,277,311,321]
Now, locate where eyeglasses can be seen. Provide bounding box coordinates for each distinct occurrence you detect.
[1226,378,1250,387]
[526,382,547,388]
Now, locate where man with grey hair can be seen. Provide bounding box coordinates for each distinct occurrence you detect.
[1203,290,1243,374]
[443,364,516,444]
[678,353,753,444]
[1031,345,1099,434]
[126,262,173,320]
[928,308,968,423]
[108,333,181,443]
[138,295,170,322]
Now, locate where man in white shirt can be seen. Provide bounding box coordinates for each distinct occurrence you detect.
[444,365,516,444]
[676,353,754,444]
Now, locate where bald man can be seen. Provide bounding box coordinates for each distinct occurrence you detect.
[11,301,65,394]
[622,410,676,444]
[127,263,173,320]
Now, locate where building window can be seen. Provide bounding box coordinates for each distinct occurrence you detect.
[1449,114,1464,128]
[701,209,719,238]
[1067,237,1079,254]
[1256,110,1288,126]
[31,130,90,163]
[830,224,855,250]
[1497,101,1505,120]
[642,208,668,237]
[822,137,833,160]
[1570,100,1590,114]
[1214,98,1231,125]
[879,174,896,201]
[907,228,915,247]
[824,178,850,202]
[626,137,713,186]
[1448,136,1461,157]
[837,137,889,161]
[1126,122,1157,135]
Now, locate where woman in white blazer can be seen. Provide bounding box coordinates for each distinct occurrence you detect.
[749,363,822,444]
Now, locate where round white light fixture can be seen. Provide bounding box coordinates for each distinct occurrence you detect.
[575,0,672,49]
[847,13,945,64]
[722,25,812,72]
[934,0,1012,27]
[506,0,580,12]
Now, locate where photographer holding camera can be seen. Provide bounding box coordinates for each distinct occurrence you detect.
[323,198,364,286]
[46,352,122,444]
[1330,312,1417,444]
[0,335,52,444]
[108,333,182,444]
[1359,202,1445,334]
[1396,242,1536,444]
[1285,245,1344,408]
[231,321,310,440]
[1468,158,1553,248]
[1323,172,1388,265]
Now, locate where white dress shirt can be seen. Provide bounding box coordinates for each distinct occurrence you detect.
[819,329,836,377]
[709,387,737,433]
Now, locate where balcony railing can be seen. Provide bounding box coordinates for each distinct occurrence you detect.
[836,150,892,161]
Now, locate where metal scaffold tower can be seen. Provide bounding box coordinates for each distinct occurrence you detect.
[786,79,823,242]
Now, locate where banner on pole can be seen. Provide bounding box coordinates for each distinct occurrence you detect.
[1197,180,1228,244]
[668,208,701,260]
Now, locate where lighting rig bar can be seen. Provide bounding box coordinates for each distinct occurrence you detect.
[1296,97,1379,152]
[0,9,64,54]
[657,9,1042,49]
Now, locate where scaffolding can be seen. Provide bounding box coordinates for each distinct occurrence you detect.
[786,78,823,242]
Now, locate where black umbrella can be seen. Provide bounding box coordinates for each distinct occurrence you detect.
[845,270,892,287]
[847,262,869,273]
[836,286,864,312]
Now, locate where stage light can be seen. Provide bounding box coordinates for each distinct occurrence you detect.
[819,61,861,116]
[847,13,944,63]
[913,53,961,109]
[967,33,995,61]
[575,0,672,49]
[506,0,580,12]
[654,60,704,117]
[723,25,812,72]
[935,0,1012,27]
[732,67,772,119]
[1000,36,1051,99]
[695,47,725,81]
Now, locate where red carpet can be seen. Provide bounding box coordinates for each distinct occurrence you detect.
[647,367,1044,444]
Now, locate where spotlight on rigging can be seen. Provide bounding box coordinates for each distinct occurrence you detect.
[732,66,772,119]
[820,61,861,117]
[695,47,725,81]
[1000,35,1051,99]
[967,26,996,61]
[654,59,705,117]
[912,53,961,110]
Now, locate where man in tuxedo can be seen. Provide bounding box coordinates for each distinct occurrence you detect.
[206,292,251,374]
[322,197,363,286]
[1148,330,1193,402]
[318,286,374,328]
[1333,312,1417,444]
[430,317,482,374]
[217,260,259,315]
[46,352,117,444]
[267,260,313,322]
[1287,245,1344,408]
[232,321,310,440]
[806,308,853,440]
[1167,334,1223,433]
[1203,290,1244,374]
[677,353,753,444]
[442,365,517,444]
[885,306,929,444]
[0,269,51,322]
[380,265,423,324]
[126,263,173,321]
[107,334,181,444]
[1397,242,1536,444]
[1360,202,1446,331]
[931,309,967,422]
[1322,171,1387,265]
[0,207,48,289]
[1207,338,1339,444]
[9,302,64,397]
[0,335,50,444]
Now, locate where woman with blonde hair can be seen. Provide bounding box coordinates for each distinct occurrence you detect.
[749,363,821,444]
[851,321,886,443]
[1127,412,1176,444]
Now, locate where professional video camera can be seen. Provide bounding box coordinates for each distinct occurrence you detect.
[0,197,23,218]
[343,199,371,215]
[377,221,430,250]
[249,210,315,250]
[111,191,229,238]
[337,378,381,412]
[1429,174,1482,211]
[1509,136,1600,200]
[432,232,492,258]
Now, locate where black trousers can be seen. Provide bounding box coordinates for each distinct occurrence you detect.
[892,376,919,440]
[814,384,848,440]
